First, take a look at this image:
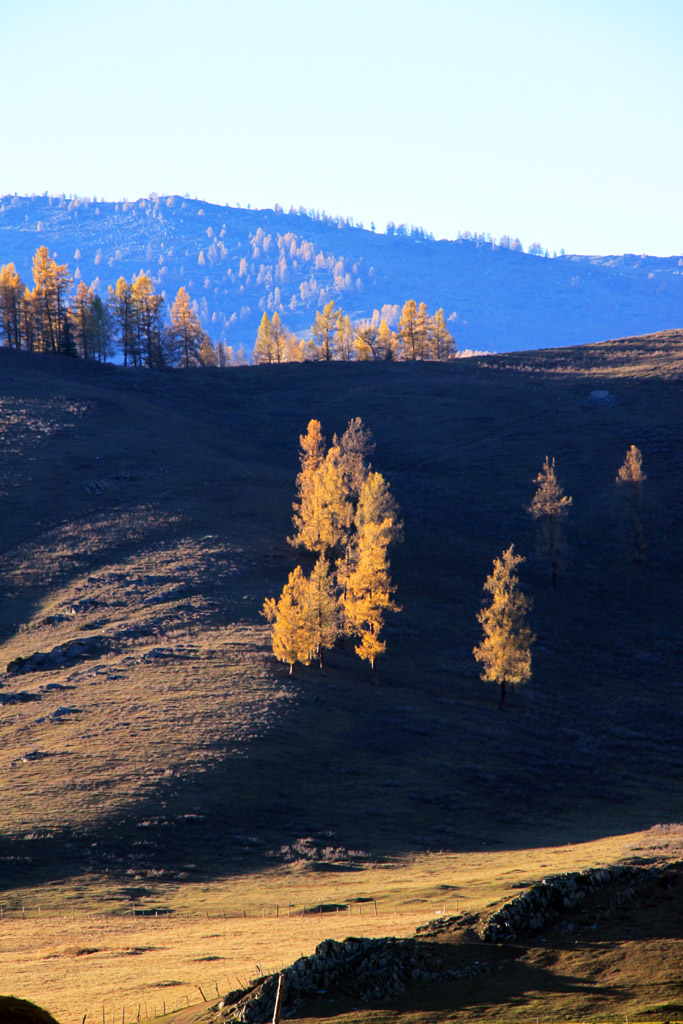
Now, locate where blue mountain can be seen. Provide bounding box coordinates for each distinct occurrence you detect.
[1,194,681,354]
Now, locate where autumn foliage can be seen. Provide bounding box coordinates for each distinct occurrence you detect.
[263,418,401,681]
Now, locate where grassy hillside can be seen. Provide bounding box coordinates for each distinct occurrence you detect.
[2,194,683,353]
[0,334,682,1021]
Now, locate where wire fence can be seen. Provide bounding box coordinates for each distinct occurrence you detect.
[0,896,471,921]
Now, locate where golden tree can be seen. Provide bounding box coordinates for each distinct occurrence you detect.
[528,456,572,587]
[310,300,341,360]
[429,309,456,360]
[168,285,202,367]
[616,444,646,564]
[262,566,313,676]
[473,545,534,708]
[0,263,23,349]
[306,556,339,672]
[289,423,353,558]
[289,419,326,552]
[343,517,400,683]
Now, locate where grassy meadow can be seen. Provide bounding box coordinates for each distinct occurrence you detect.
[0,333,682,1022]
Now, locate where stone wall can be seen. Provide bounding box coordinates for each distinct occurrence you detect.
[479,863,648,943]
[218,936,488,1023]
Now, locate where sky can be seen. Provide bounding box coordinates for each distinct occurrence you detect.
[3,0,683,256]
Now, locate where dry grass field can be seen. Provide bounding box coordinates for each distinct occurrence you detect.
[0,333,682,1022]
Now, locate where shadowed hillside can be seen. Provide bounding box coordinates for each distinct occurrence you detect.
[0,334,682,898]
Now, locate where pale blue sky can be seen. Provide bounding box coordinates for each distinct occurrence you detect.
[3,0,682,255]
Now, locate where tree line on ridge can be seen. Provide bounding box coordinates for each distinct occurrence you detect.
[0,247,457,368]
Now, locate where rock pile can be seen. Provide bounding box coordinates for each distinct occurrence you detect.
[218,936,487,1022]
[5,636,110,676]
[479,864,648,943]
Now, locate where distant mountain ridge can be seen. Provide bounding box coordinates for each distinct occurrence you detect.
[1,193,681,354]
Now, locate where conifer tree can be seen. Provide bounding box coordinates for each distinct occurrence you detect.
[169,285,203,367]
[337,417,375,502]
[0,263,23,349]
[132,273,164,367]
[290,419,326,550]
[376,318,399,360]
[528,456,572,587]
[31,246,71,354]
[343,517,400,683]
[108,277,136,366]
[429,309,456,359]
[311,300,341,360]
[69,281,95,359]
[616,445,646,564]
[306,555,338,672]
[397,299,420,360]
[473,545,534,708]
[254,311,274,363]
[261,565,312,675]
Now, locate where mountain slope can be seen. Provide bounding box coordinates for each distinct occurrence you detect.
[0,334,682,897]
[1,194,682,354]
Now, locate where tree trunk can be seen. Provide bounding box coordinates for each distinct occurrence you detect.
[372,657,379,685]
[499,679,506,709]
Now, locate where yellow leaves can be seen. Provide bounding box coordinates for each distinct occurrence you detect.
[268,418,401,679]
[473,545,534,697]
[528,456,572,520]
[261,566,312,674]
[616,445,646,486]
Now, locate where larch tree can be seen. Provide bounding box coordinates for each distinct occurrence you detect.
[528,456,572,588]
[343,516,400,683]
[429,309,456,359]
[306,555,339,672]
[69,281,96,360]
[616,444,646,564]
[254,311,275,363]
[132,273,164,367]
[311,300,341,360]
[261,565,313,676]
[376,318,399,360]
[289,419,327,551]
[397,299,419,360]
[169,285,203,367]
[0,263,23,349]
[473,545,534,708]
[108,277,136,366]
[31,246,71,354]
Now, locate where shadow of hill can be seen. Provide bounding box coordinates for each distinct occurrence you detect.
[0,341,682,891]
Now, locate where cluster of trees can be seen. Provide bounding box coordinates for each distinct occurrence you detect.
[253,299,456,364]
[0,247,224,368]
[262,418,401,681]
[474,447,646,707]
[1,248,457,369]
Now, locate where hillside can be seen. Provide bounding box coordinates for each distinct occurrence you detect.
[1,332,682,890]
[2,194,683,354]
[1,334,683,1022]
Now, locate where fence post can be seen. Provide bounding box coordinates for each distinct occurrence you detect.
[272,973,284,1024]
[374,900,377,916]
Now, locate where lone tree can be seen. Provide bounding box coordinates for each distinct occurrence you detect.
[616,444,646,564]
[528,456,572,587]
[473,545,534,708]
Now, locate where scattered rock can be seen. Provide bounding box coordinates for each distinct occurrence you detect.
[6,636,111,676]
[0,691,42,705]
